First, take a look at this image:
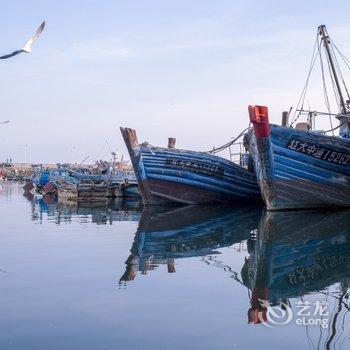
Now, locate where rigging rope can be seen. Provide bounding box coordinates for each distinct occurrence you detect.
[330,38,350,77]
[205,127,249,154]
[330,43,350,101]
[292,29,350,135]
[291,32,319,126]
[324,120,347,134]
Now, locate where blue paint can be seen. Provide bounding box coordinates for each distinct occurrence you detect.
[247,124,350,209]
[133,144,261,204]
[244,210,350,303]
[122,204,261,278]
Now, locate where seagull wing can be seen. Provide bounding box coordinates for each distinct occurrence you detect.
[0,49,24,59]
[22,21,45,53]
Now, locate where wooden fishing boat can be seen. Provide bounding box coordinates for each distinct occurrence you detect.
[246,25,350,210]
[120,127,261,205]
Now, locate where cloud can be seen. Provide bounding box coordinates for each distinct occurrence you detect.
[65,26,321,62]
[71,40,133,60]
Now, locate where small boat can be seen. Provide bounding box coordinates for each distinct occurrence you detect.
[120,127,261,205]
[246,25,350,210]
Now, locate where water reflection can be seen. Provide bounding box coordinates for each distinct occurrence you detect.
[24,192,142,224]
[243,210,350,347]
[120,205,261,282]
[20,187,350,348]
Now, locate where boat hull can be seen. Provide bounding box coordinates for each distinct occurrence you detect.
[247,105,350,210]
[120,128,261,205]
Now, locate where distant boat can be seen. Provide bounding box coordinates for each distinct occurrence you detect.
[246,25,350,210]
[120,127,261,205]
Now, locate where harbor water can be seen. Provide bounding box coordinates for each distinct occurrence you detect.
[1,181,350,350]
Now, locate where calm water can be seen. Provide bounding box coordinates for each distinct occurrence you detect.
[1,182,350,350]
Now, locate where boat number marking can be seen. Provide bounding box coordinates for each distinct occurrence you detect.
[286,253,349,286]
[286,139,350,166]
[165,158,224,177]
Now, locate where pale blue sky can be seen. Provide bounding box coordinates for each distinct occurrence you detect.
[0,0,349,163]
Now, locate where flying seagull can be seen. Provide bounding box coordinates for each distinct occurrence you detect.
[0,121,10,124]
[0,21,45,60]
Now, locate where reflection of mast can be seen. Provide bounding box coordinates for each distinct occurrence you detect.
[325,283,349,350]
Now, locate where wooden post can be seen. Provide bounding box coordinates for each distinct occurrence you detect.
[120,127,139,152]
[281,111,289,127]
[168,137,176,149]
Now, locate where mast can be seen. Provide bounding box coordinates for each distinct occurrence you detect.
[318,25,348,115]
[319,25,350,138]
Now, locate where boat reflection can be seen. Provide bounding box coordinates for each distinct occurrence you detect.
[21,188,350,345]
[242,209,350,342]
[24,192,142,224]
[120,205,262,283]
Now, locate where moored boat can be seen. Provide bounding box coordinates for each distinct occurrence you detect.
[246,25,350,210]
[120,127,261,205]
[247,106,350,210]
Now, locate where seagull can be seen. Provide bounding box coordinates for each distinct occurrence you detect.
[0,21,45,60]
[0,121,10,124]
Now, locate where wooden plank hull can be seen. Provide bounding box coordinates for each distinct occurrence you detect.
[120,127,261,205]
[247,106,350,210]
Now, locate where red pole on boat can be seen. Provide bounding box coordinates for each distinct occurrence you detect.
[248,105,270,139]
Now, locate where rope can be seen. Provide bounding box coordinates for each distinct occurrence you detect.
[205,127,249,154]
[292,29,350,136]
[330,43,350,101]
[324,120,346,134]
[296,109,348,134]
[291,32,319,126]
[330,38,350,79]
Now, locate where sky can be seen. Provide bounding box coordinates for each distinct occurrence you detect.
[0,0,350,164]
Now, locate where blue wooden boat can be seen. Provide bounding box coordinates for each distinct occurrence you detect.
[246,110,350,210]
[120,204,261,282]
[242,209,350,324]
[120,127,261,205]
[246,26,350,210]
[30,165,70,186]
